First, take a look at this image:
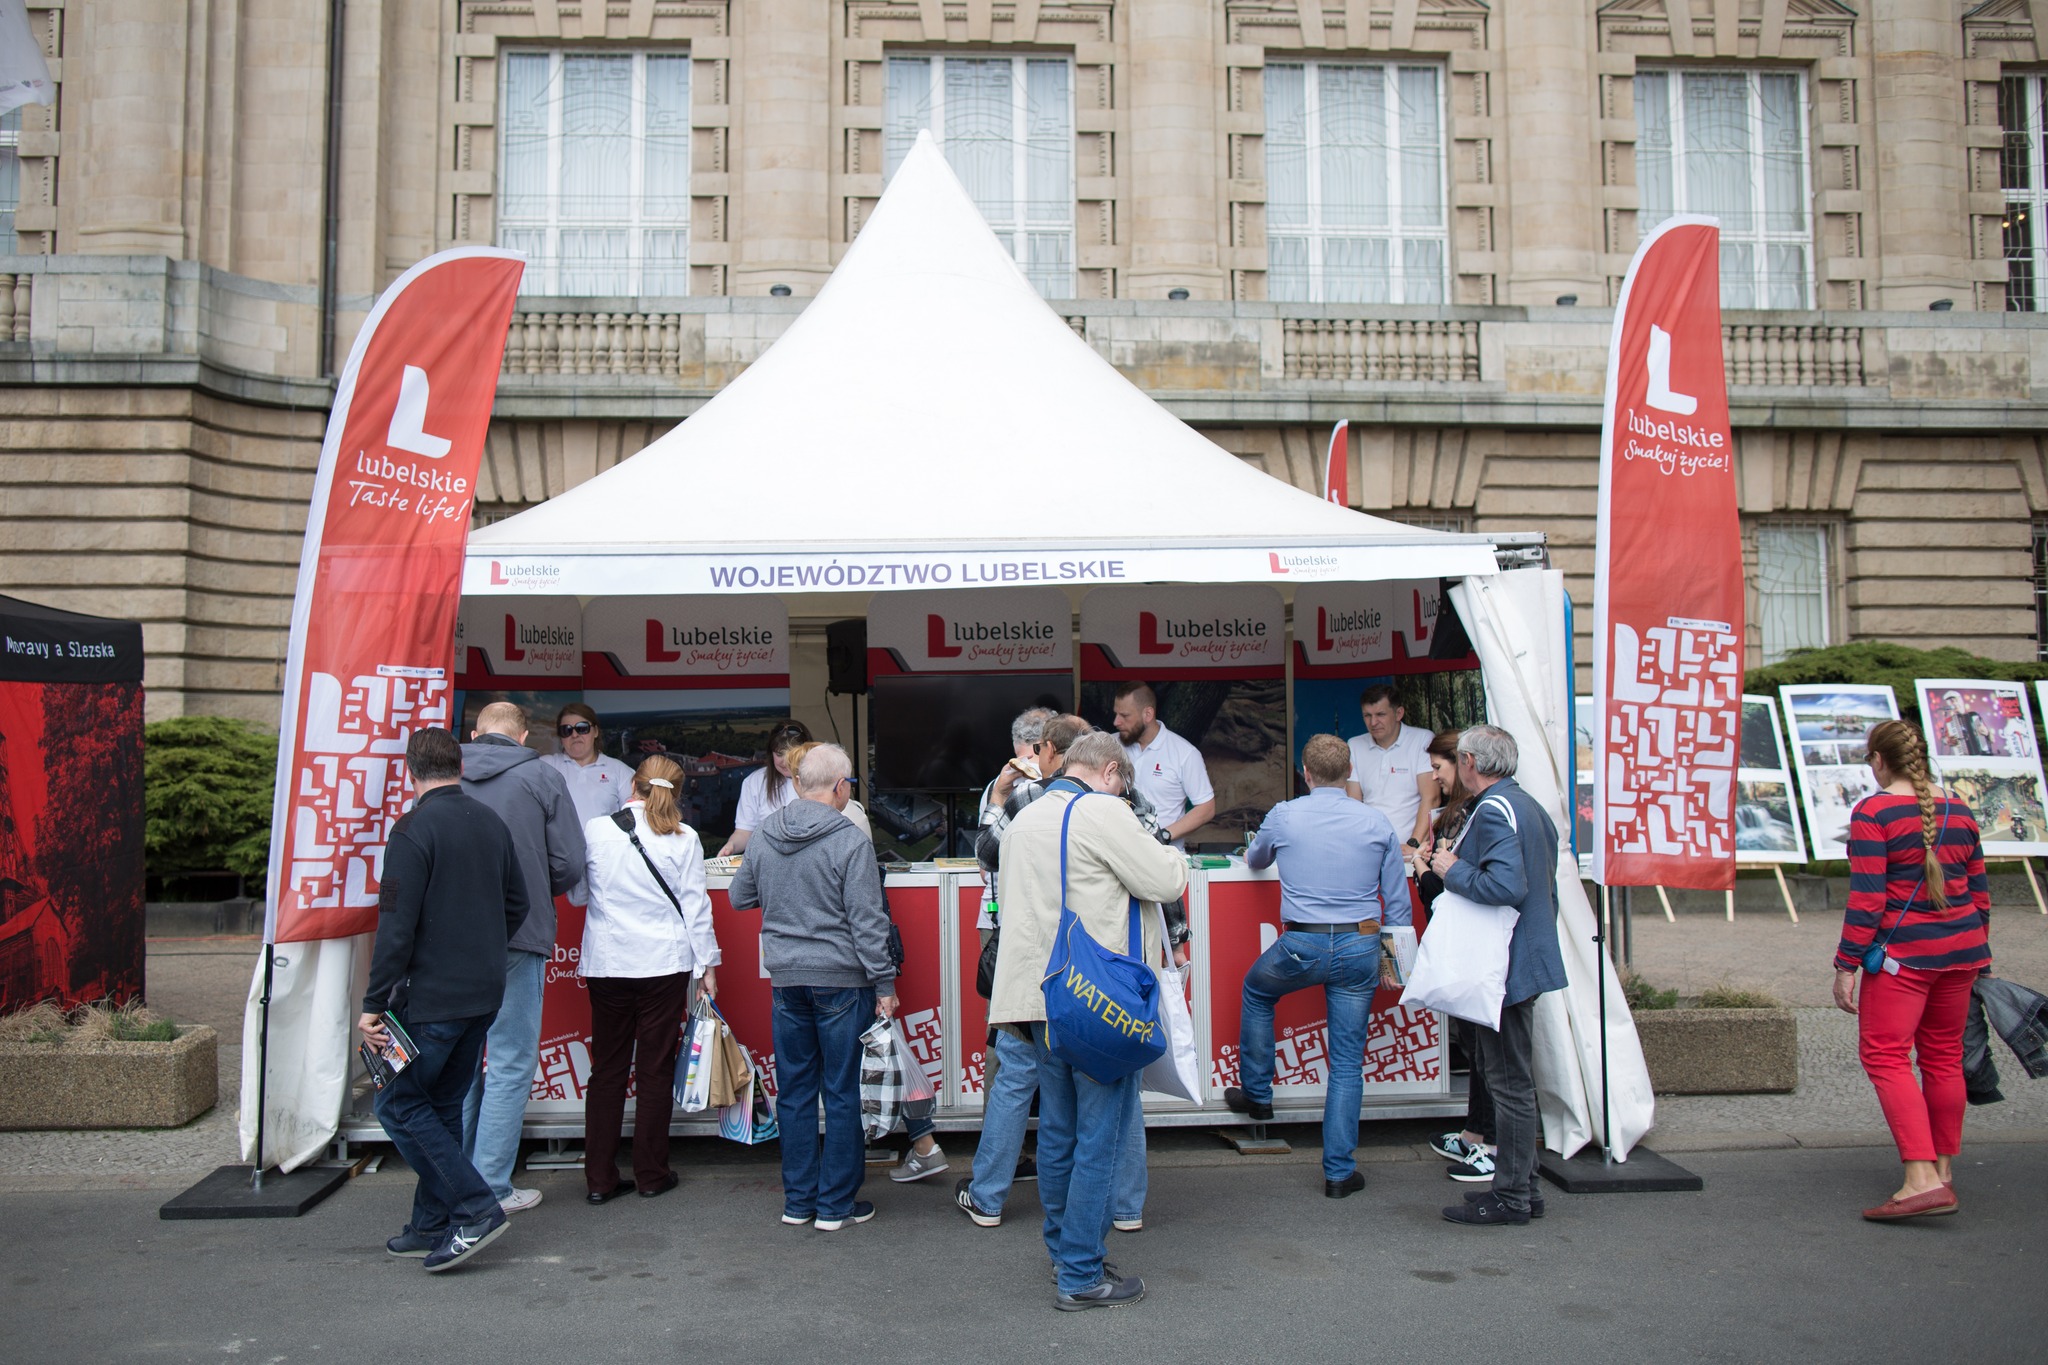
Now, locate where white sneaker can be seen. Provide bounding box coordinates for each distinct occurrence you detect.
[500,1187,543,1214]
[1446,1147,1498,1183]
[1112,1215,1143,1233]
[889,1143,950,1183]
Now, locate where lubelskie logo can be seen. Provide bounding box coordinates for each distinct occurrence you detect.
[1139,611,1268,655]
[487,560,560,588]
[1268,551,1339,576]
[928,613,1054,659]
[927,614,962,659]
[504,615,524,663]
[647,619,776,664]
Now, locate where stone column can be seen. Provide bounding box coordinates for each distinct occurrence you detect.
[1868,0,1972,307]
[1123,0,1225,298]
[70,0,192,255]
[1497,0,1599,304]
[732,0,833,294]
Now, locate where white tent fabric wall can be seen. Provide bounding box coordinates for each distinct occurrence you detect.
[1452,571,1657,1160]
[238,935,367,1171]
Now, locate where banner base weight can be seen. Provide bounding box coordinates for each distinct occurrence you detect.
[159,1165,350,1220]
[1537,1146,1702,1194]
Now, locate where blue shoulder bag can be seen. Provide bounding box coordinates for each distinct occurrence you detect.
[1861,804,1950,975]
[1040,792,1166,1083]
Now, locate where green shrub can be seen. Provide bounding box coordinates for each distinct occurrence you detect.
[1621,971,1678,1011]
[1695,984,1780,1010]
[144,717,278,892]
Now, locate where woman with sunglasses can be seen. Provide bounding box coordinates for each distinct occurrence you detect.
[716,719,812,856]
[542,704,639,905]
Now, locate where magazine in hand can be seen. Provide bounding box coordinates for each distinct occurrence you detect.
[358,1012,420,1091]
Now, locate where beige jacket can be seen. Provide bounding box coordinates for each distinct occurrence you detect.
[988,786,1190,1026]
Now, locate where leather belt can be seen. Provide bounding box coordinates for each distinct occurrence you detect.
[1284,920,1381,935]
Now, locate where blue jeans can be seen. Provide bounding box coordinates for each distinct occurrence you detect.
[1032,1023,1141,1295]
[460,950,544,1200]
[970,1028,1148,1220]
[773,985,873,1222]
[1238,929,1381,1181]
[373,1012,500,1238]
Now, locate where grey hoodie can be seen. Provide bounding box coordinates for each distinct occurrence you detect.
[460,734,586,957]
[728,798,894,995]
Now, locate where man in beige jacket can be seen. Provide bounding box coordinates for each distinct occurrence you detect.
[988,731,1188,1311]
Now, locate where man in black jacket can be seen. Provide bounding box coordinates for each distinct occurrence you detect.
[362,728,530,1273]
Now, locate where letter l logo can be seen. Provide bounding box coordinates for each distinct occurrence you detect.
[646,619,681,663]
[927,614,962,659]
[1645,324,1698,416]
[1137,611,1173,655]
[387,364,454,458]
[503,614,525,662]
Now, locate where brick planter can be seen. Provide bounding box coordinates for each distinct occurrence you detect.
[0,1025,218,1129]
[1633,1008,1797,1095]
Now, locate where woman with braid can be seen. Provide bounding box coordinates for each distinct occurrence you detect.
[1834,719,1990,1222]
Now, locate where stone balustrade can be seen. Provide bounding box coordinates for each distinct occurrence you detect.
[501,310,688,376]
[1280,318,1483,382]
[1721,322,1870,387]
[0,273,30,343]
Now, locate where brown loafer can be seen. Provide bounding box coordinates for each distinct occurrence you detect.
[1862,1186,1958,1221]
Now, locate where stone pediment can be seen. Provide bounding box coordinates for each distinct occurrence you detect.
[1598,0,1853,15]
[1964,0,2028,22]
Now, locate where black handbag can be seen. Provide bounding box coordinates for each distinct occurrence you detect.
[975,926,1000,999]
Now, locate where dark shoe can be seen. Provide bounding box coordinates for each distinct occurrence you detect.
[1430,1131,1483,1162]
[814,1200,875,1231]
[1446,1147,1498,1182]
[1051,1262,1121,1285]
[1015,1155,1039,1182]
[1324,1171,1365,1199]
[386,1227,438,1258]
[1224,1086,1274,1122]
[955,1178,1002,1228]
[1442,1192,1531,1226]
[638,1172,680,1199]
[1057,1273,1146,1311]
[1465,1188,1544,1219]
[422,1207,508,1272]
[586,1182,634,1205]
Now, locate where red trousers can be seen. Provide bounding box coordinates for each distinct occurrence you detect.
[1857,965,1974,1163]
[584,973,691,1193]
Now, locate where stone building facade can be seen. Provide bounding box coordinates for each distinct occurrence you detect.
[3,0,2046,721]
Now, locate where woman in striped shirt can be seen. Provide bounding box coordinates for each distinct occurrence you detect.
[1833,719,1990,1222]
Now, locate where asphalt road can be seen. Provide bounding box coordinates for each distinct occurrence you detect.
[2,1142,2041,1364]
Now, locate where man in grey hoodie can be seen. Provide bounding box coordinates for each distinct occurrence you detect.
[457,701,587,1214]
[728,742,896,1232]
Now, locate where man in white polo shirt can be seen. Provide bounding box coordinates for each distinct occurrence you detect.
[1111,682,1216,849]
[1345,683,1437,847]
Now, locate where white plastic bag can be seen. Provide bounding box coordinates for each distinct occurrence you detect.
[1141,910,1201,1102]
[674,998,718,1112]
[1400,890,1519,1029]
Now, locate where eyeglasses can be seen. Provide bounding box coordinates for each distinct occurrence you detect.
[557,722,594,737]
[773,725,806,743]
[836,776,857,791]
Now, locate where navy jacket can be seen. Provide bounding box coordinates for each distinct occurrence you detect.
[1442,776,1567,1007]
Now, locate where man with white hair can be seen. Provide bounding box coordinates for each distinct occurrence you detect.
[728,742,898,1233]
[1427,724,1565,1227]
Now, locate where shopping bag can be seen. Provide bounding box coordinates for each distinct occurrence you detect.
[675,997,719,1112]
[706,1019,752,1110]
[1400,890,1519,1029]
[1039,795,1165,1084]
[716,1059,780,1146]
[885,1019,938,1105]
[1140,910,1201,1102]
[859,1018,908,1142]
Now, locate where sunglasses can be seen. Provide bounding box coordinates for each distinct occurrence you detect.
[557,722,594,737]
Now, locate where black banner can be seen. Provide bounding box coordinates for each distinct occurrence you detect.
[0,594,144,684]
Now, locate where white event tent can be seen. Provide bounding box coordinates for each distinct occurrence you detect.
[246,134,1652,1171]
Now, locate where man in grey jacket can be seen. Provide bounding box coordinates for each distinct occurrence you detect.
[729,742,896,1232]
[457,701,587,1215]
[1428,723,1566,1227]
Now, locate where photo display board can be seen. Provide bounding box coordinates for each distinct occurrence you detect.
[1573,695,1594,872]
[1779,683,1899,860]
[1735,694,1807,863]
[1917,679,2048,857]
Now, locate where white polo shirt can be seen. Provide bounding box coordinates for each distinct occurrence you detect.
[541,751,637,827]
[1348,723,1433,838]
[1123,724,1214,848]
[734,765,799,832]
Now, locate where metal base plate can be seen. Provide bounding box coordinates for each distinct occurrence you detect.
[159,1165,351,1220]
[1537,1146,1703,1194]
[1218,1126,1293,1155]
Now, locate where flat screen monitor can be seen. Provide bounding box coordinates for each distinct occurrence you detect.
[869,674,1073,792]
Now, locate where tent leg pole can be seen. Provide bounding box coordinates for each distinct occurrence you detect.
[1596,891,1612,1163]
[252,943,274,1191]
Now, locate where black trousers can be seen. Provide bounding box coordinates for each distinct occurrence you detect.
[1457,1017,1496,1142]
[1473,997,1538,1211]
[584,973,691,1193]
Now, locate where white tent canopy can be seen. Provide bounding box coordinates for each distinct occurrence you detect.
[465,132,1497,596]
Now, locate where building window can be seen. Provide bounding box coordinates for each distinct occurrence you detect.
[2033,518,2048,658]
[2001,75,2048,312]
[1263,62,1448,304]
[498,51,691,297]
[1635,69,1811,310]
[0,109,20,254]
[1755,524,1830,664]
[885,55,1074,299]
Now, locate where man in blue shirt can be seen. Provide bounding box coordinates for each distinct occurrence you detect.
[1225,733,1408,1198]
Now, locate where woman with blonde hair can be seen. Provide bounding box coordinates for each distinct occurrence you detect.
[579,755,721,1204]
[1835,719,1990,1222]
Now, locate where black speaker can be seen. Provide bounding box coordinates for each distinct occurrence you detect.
[1428,580,1474,661]
[826,618,867,695]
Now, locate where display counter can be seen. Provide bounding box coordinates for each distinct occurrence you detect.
[339,860,1461,1146]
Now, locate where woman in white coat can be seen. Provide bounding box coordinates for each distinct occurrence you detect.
[580,755,720,1204]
